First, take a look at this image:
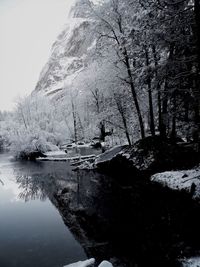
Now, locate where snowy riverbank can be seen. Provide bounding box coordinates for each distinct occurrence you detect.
[151,169,200,199]
[93,137,200,175]
[63,255,200,267]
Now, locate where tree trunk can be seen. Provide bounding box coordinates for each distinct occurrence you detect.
[115,96,132,146]
[194,0,200,69]
[71,100,78,144]
[145,46,155,136]
[123,48,145,139]
[119,111,132,146]
[152,45,163,137]
[161,81,169,139]
[115,13,144,138]
[99,121,106,142]
[194,0,200,145]
[184,94,189,122]
[170,92,177,142]
[161,44,175,139]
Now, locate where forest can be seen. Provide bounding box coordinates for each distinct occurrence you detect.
[0,0,200,157]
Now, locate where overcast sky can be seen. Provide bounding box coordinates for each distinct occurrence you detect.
[0,0,75,111]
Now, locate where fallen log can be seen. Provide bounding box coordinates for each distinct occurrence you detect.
[37,154,96,162]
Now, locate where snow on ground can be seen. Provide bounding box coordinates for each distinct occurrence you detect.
[151,169,200,198]
[182,257,200,267]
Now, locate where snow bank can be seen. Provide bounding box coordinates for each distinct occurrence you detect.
[151,169,200,198]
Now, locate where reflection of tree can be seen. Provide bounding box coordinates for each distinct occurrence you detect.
[13,161,74,202]
[16,174,59,202]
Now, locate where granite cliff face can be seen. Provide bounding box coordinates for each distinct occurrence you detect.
[34,0,97,100]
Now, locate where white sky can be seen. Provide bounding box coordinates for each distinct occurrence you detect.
[0,0,75,111]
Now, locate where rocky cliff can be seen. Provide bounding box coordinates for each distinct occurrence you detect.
[34,0,97,100]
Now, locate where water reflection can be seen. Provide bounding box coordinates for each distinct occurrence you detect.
[16,173,57,201]
[0,155,86,267]
[13,161,75,202]
[13,159,200,267]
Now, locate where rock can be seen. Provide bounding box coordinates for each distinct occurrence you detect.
[95,136,200,178]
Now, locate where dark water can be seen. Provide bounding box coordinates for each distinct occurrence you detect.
[0,153,87,267]
[1,153,200,267]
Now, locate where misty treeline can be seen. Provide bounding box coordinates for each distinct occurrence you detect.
[0,0,200,156]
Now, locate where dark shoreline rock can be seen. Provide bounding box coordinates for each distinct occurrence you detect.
[95,136,200,179]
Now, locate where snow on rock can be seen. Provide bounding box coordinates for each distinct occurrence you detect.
[63,259,114,267]
[95,136,200,175]
[98,261,113,267]
[95,145,126,165]
[64,258,95,267]
[182,257,200,267]
[151,169,200,198]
